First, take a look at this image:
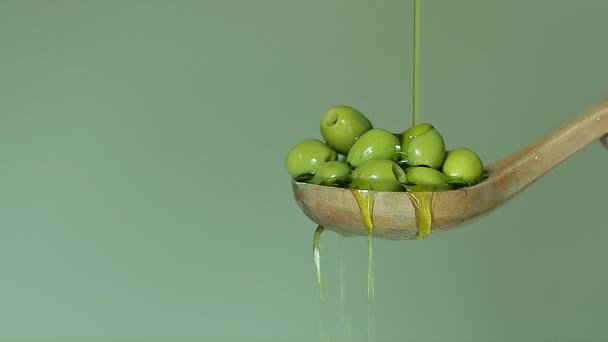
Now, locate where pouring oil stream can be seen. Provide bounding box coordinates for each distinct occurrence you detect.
[311,1,427,341]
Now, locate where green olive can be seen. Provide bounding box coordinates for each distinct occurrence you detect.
[310,161,351,185]
[346,128,399,167]
[285,139,338,178]
[405,166,448,185]
[320,106,373,156]
[441,147,484,185]
[350,159,407,192]
[399,123,445,169]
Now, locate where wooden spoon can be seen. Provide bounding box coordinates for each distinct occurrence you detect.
[292,100,608,240]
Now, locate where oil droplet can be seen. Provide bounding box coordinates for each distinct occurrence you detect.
[313,225,326,301]
[349,189,376,301]
[406,191,433,239]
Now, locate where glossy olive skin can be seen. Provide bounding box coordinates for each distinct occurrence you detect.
[350,159,407,192]
[442,147,484,185]
[399,123,445,169]
[310,161,351,185]
[320,106,373,156]
[286,139,338,178]
[405,166,448,185]
[346,128,399,167]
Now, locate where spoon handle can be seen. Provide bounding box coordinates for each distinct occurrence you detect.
[484,100,608,199]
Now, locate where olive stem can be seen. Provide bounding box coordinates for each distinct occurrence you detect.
[412,0,421,126]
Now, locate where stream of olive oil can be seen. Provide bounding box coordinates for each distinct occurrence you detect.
[314,228,354,342]
[313,225,326,301]
[313,225,331,342]
[406,191,433,239]
[312,1,429,340]
[349,189,376,301]
[412,0,421,126]
[349,188,376,342]
[407,0,432,241]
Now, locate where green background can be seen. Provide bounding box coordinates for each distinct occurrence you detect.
[1,1,607,341]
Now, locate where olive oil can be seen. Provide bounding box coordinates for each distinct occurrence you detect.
[309,2,429,341]
[406,191,433,239]
[406,0,433,241]
[349,189,376,300]
[313,225,331,342]
[350,188,376,342]
[412,0,420,126]
[313,225,326,301]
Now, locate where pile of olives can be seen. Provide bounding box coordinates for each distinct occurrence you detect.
[286,106,485,192]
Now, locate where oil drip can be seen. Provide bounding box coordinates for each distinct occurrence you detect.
[313,225,330,342]
[349,189,375,300]
[350,188,376,342]
[406,191,433,239]
[313,225,326,301]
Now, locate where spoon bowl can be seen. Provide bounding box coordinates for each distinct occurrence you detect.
[292,100,608,240]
